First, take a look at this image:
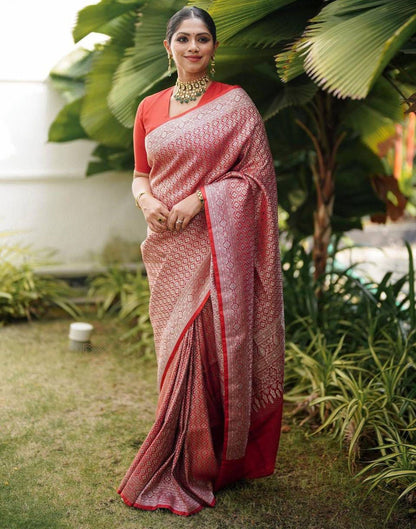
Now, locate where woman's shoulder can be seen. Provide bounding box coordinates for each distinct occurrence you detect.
[212,82,258,112]
[208,81,242,99]
[139,86,172,111]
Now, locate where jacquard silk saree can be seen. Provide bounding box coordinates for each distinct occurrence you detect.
[117,86,285,516]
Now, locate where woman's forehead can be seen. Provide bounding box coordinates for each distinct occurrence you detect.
[174,18,211,35]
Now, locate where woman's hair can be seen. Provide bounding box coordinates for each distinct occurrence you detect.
[166,6,217,44]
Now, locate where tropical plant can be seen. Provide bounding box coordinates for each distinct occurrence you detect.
[282,237,416,514]
[49,0,416,279]
[0,234,79,322]
[356,426,416,520]
[88,266,154,355]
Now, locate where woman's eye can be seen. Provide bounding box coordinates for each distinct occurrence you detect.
[177,36,187,42]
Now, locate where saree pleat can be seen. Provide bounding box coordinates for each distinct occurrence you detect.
[118,297,222,515]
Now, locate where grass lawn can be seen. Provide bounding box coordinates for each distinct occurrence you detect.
[0,315,414,529]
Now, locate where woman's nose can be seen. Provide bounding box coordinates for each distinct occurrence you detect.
[188,39,199,51]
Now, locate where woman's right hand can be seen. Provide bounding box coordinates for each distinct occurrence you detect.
[139,194,170,233]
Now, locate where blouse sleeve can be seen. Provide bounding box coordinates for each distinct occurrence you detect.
[133,101,151,174]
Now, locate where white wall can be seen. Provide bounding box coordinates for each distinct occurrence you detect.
[0,80,147,268]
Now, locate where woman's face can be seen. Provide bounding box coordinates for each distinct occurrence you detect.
[164,18,218,81]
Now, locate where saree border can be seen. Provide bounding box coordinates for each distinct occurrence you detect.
[159,289,211,391]
[118,491,216,516]
[200,185,231,464]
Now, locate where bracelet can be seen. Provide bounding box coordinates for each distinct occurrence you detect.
[196,189,204,209]
[134,191,147,209]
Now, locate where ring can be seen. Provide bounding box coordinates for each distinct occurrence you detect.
[158,218,163,223]
[176,219,184,224]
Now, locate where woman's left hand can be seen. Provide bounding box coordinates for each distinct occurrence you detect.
[167,192,203,232]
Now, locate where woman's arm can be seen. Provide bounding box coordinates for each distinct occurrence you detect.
[132,173,170,233]
[132,172,152,204]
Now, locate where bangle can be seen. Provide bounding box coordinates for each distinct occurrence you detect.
[134,191,147,209]
[196,189,204,209]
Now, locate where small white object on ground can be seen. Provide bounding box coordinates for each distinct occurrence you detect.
[68,322,94,351]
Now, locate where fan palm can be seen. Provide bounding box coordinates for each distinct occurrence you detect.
[48,0,416,278]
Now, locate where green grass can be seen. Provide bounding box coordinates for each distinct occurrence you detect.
[0,316,415,529]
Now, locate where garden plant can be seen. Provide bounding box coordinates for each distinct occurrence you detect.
[87,238,416,519]
[49,0,416,276]
[6,0,414,523]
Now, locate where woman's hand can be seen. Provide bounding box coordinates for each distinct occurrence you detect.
[167,193,204,232]
[139,195,171,233]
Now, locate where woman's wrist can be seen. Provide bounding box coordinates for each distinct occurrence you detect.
[134,191,150,209]
[196,189,204,210]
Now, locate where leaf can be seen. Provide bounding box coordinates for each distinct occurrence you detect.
[190,1,212,11]
[108,0,184,127]
[86,144,134,176]
[50,47,95,82]
[275,38,308,83]
[209,0,296,43]
[406,241,415,329]
[263,77,318,121]
[81,42,133,147]
[370,174,408,222]
[224,4,318,49]
[48,98,88,142]
[341,77,404,153]
[73,0,142,42]
[300,0,416,99]
[49,47,96,103]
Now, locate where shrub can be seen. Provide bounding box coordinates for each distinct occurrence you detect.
[88,266,153,356]
[0,234,79,323]
[283,237,416,516]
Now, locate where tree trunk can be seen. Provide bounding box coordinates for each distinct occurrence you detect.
[296,92,345,283]
[312,168,335,280]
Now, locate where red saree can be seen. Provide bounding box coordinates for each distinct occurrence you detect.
[117,83,285,516]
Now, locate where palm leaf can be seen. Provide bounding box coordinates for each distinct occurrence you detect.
[300,0,416,99]
[275,38,308,83]
[224,4,318,49]
[108,0,184,128]
[86,144,134,176]
[49,48,95,102]
[48,98,88,142]
[73,0,143,42]
[341,77,404,153]
[263,77,318,121]
[214,46,281,83]
[209,0,296,43]
[81,42,132,147]
[191,1,212,11]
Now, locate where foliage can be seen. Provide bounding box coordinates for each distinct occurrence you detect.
[83,235,416,515]
[0,234,79,323]
[88,266,154,356]
[48,0,416,282]
[276,0,416,100]
[282,237,416,516]
[3,317,414,528]
[356,426,416,519]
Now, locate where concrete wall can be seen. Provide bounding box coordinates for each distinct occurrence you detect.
[0,80,147,269]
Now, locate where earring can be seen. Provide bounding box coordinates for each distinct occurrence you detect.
[168,54,172,77]
[210,56,216,77]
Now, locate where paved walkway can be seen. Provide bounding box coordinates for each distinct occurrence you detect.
[337,219,416,283]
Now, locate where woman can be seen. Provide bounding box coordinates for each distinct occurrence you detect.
[117,6,285,516]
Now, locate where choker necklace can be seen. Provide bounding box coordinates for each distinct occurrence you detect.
[174,74,210,104]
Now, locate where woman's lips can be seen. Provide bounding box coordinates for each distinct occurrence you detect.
[185,56,202,62]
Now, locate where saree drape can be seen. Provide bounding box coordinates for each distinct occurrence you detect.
[117,87,285,516]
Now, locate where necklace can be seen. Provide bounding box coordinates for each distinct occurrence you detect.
[174,74,210,104]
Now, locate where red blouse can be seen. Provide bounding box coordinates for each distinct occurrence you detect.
[133,81,238,174]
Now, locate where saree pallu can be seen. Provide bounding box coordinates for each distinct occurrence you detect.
[117,87,285,516]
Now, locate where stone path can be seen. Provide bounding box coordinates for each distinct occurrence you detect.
[337,219,416,283]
